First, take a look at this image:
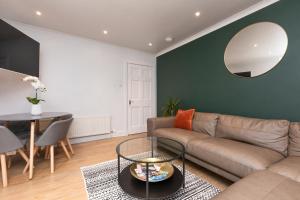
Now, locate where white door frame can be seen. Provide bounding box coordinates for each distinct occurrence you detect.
[126,62,154,135]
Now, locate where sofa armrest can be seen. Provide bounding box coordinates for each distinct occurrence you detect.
[147,117,175,136]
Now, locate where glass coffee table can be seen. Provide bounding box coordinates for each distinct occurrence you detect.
[116,136,185,199]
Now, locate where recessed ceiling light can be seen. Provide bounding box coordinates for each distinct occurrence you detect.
[254,43,258,47]
[195,11,201,17]
[148,42,153,47]
[165,37,173,42]
[103,30,108,35]
[35,11,42,16]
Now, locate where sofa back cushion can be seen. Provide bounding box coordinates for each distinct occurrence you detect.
[192,112,219,136]
[216,114,289,156]
[288,122,300,156]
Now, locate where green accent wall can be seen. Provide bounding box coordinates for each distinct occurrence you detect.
[157,0,300,121]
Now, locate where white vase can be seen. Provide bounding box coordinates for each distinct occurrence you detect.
[31,104,42,115]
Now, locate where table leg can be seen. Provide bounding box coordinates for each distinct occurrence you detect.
[117,155,120,181]
[146,162,149,199]
[151,137,154,158]
[182,151,185,188]
[29,121,36,180]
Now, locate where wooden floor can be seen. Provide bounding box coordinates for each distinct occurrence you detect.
[0,133,231,200]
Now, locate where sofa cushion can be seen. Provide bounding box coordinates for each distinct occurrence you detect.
[192,112,219,136]
[174,109,195,130]
[288,122,300,156]
[216,114,289,156]
[269,156,300,182]
[152,128,209,147]
[213,170,300,200]
[186,138,284,177]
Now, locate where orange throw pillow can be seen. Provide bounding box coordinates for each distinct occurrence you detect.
[174,109,195,130]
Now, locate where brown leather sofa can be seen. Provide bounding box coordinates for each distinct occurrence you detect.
[147,112,300,200]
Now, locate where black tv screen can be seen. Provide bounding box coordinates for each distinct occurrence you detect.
[0,19,40,77]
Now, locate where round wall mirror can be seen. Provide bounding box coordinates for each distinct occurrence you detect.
[224,22,288,78]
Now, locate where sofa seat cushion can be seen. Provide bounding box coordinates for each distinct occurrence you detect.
[152,128,209,147]
[187,138,284,177]
[269,156,300,182]
[216,114,289,156]
[213,170,300,200]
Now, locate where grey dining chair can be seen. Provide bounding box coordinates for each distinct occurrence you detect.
[59,114,74,155]
[0,126,29,187]
[24,118,73,173]
[41,114,74,157]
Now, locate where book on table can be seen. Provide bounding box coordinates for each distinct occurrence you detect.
[134,163,169,182]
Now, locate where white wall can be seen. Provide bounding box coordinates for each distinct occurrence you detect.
[0,69,32,114]
[0,20,156,136]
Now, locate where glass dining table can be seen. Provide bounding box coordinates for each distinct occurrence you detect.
[0,112,71,179]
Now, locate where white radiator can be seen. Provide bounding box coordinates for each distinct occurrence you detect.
[68,116,111,138]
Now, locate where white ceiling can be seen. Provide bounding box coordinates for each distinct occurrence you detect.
[0,0,264,53]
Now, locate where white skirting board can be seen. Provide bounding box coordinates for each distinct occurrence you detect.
[69,133,113,144]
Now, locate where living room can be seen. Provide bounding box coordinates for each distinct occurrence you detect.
[0,0,299,200]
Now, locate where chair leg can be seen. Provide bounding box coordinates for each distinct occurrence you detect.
[60,141,71,160]
[0,154,8,187]
[18,149,29,174]
[6,156,12,169]
[23,147,38,174]
[47,149,50,160]
[50,145,54,173]
[65,138,74,155]
[44,146,50,160]
[35,147,40,157]
[23,162,29,174]
[18,149,29,163]
[33,147,39,157]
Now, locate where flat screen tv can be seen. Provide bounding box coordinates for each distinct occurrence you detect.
[0,19,40,77]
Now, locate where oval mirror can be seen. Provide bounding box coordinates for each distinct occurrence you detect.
[224,22,288,77]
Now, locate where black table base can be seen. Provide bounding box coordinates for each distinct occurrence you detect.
[118,165,183,199]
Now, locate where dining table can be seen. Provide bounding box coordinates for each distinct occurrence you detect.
[0,112,71,180]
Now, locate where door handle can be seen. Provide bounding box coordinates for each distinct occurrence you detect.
[129,100,132,105]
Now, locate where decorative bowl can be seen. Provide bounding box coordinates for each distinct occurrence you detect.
[129,158,174,182]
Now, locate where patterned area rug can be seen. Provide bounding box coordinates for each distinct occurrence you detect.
[81,157,220,200]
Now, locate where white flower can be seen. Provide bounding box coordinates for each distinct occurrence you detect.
[31,81,39,89]
[23,76,39,82]
[23,76,46,90]
[32,80,46,89]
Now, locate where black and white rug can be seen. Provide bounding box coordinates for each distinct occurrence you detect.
[81,157,220,200]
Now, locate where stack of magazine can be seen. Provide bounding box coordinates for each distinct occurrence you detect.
[134,163,168,182]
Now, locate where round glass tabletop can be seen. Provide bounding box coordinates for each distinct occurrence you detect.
[116,136,185,163]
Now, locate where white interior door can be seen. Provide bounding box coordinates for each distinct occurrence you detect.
[128,63,152,134]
